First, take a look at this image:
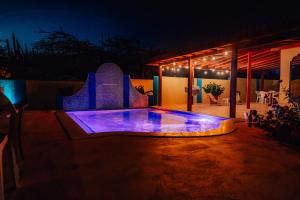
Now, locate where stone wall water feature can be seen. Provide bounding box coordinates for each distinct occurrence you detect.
[62,63,148,110]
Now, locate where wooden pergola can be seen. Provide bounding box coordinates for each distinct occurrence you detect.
[147,32,300,117]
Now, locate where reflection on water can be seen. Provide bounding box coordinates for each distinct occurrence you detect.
[67,108,227,134]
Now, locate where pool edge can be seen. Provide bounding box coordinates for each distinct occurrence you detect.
[55,109,236,140]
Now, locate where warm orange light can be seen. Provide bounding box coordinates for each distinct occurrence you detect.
[212,56,216,60]
[202,57,207,61]
[224,51,229,56]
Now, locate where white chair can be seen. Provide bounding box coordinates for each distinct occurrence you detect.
[259,91,268,104]
[256,91,262,103]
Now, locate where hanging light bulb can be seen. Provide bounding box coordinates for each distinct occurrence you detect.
[176,68,180,72]
[221,71,224,75]
[162,68,165,71]
[202,57,207,61]
[166,66,169,70]
[225,70,229,73]
[172,62,176,66]
[185,66,189,69]
[204,71,208,75]
[224,51,229,56]
[211,69,215,72]
[194,61,197,65]
[179,65,182,68]
[212,56,216,60]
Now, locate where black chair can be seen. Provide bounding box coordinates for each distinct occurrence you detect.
[0,135,8,199]
[0,92,27,191]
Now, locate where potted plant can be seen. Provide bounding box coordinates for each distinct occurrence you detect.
[202,82,225,104]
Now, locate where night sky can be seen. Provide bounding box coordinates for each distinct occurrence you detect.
[2,0,300,50]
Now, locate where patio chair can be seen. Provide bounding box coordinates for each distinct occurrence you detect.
[236,91,242,104]
[256,91,261,103]
[0,135,8,200]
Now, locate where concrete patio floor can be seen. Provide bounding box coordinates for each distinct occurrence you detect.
[6,110,300,200]
[159,103,271,119]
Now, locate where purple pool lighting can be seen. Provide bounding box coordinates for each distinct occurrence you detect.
[66,108,230,134]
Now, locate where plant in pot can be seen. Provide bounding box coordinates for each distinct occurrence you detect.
[202,82,225,104]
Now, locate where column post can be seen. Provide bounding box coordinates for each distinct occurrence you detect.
[230,45,238,118]
[158,65,162,106]
[187,57,194,111]
[246,52,252,109]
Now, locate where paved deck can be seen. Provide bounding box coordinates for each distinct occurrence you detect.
[6,111,300,200]
[159,103,271,119]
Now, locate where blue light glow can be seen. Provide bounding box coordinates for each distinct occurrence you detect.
[0,80,25,104]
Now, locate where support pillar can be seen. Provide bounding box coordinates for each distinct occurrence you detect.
[260,71,265,91]
[230,45,238,118]
[246,52,252,109]
[187,57,194,111]
[158,65,162,106]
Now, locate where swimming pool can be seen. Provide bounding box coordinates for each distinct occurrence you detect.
[61,108,235,138]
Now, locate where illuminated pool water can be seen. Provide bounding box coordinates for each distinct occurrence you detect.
[66,108,232,134]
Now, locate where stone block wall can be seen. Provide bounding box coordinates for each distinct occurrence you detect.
[62,63,148,111]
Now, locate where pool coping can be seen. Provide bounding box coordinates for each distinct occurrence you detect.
[55,107,237,140]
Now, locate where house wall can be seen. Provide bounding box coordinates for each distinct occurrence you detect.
[280,47,300,103]
[291,79,300,97]
[130,79,153,93]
